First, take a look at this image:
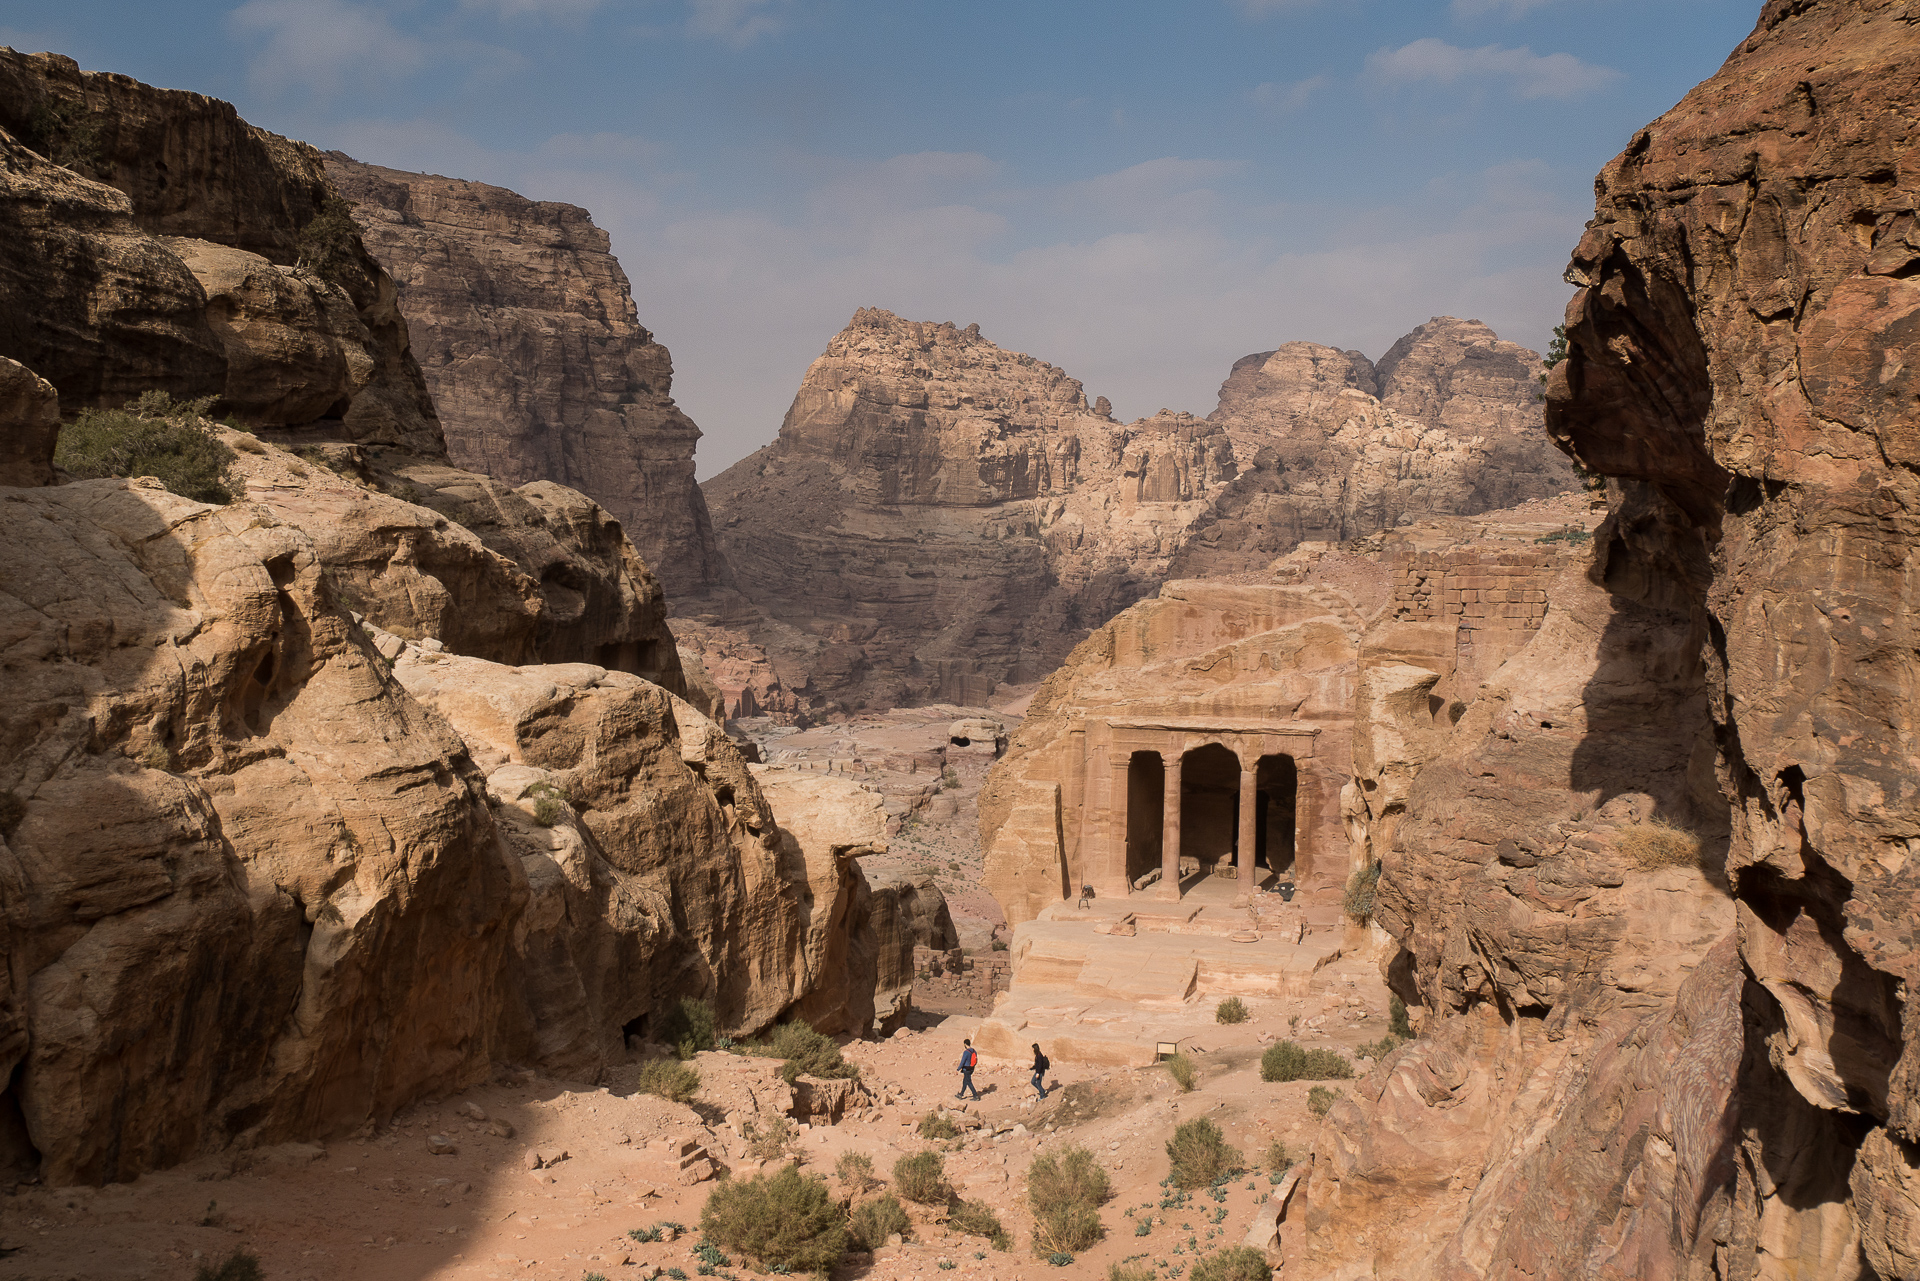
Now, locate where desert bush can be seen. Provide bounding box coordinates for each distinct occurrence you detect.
[1165,1053,1197,1092]
[1166,1118,1239,1190]
[835,1150,877,1191]
[1307,1086,1339,1117]
[1032,1202,1104,1255]
[699,1163,845,1276]
[849,1193,912,1250]
[1342,861,1380,923]
[741,1112,801,1163]
[1259,1040,1354,1083]
[297,191,363,288]
[57,392,238,504]
[760,1020,857,1082]
[1214,997,1248,1025]
[894,1150,948,1204]
[947,1198,1006,1242]
[532,796,566,827]
[637,1058,700,1103]
[1188,1245,1271,1281]
[192,1250,262,1281]
[1264,1139,1290,1174]
[918,1110,960,1140]
[1027,1145,1112,1216]
[658,997,718,1057]
[1109,1265,1155,1281]
[1357,1034,1404,1062]
[1617,818,1704,870]
[24,97,104,175]
[1389,996,1413,1039]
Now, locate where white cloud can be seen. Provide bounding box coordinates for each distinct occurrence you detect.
[687,0,792,45]
[1450,0,1556,16]
[231,0,425,99]
[1365,38,1621,100]
[1248,74,1329,114]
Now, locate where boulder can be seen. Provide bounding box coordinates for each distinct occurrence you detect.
[0,356,57,486]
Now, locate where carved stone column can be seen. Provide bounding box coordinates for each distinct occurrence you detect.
[1159,749,1183,900]
[1237,764,1258,886]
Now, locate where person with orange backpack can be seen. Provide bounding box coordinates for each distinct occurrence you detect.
[955,1039,983,1100]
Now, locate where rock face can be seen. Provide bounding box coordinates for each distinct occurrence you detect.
[0,356,57,486]
[1541,0,1920,1272]
[1172,319,1579,578]
[325,158,730,601]
[0,51,439,450]
[708,309,1577,716]
[703,308,1238,713]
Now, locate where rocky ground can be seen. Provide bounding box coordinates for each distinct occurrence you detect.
[0,972,1396,1281]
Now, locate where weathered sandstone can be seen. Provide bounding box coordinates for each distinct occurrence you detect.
[325,158,731,600]
[0,50,439,450]
[0,355,56,486]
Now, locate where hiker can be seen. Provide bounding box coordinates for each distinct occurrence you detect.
[1030,1042,1050,1101]
[955,1038,983,1100]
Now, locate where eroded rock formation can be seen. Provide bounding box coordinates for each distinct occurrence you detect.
[325,158,730,601]
[704,308,1238,713]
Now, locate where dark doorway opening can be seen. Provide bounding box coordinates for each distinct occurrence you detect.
[1252,754,1298,877]
[1179,744,1241,877]
[1125,751,1164,886]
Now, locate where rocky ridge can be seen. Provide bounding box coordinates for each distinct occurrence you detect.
[706,309,1577,718]
[325,158,731,602]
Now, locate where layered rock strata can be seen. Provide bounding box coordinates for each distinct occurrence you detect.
[0,50,439,450]
[704,308,1237,713]
[1171,318,1580,578]
[325,158,730,601]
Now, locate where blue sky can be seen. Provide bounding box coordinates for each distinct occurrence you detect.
[4,0,1757,474]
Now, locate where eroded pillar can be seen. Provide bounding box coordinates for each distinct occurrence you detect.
[1159,750,1183,900]
[1237,765,1258,886]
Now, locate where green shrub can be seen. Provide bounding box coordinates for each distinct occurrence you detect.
[659,997,718,1056]
[1389,996,1413,1039]
[637,1058,700,1103]
[532,796,566,827]
[741,1113,800,1163]
[948,1198,1006,1241]
[629,1225,664,1243]
[57,393,239,504]
[24,97,104,175]
[1263,1140,1290,1174]
[1110,1265,1155,1281]
[699,1164,845,1276]
[1027,1145,1112,1217]
[758,1020,857,1082]
[1307,1086,1339,1117]
[192,1250,262,1281]
[297,191,363,288]
[918,1110,960,1140]
[1188,1245,1271,1281]
[1357,1034,1405,1061]
[1214,997,1248,1025]
[1342,861,1380,923]
[1259,1040,1353,1083]
[848,1192,911,1250]
[1165,1053,1197,1092]
[894,1150,948,1204]
[835,1150,876,1191]
[1165,1119,1238,1190]
[1033,1202,1104,1255]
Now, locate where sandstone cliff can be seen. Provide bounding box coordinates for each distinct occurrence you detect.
[1171,319,1580,578]
[1541,0,1920,1271]
[325,158,731,602]
[0,50,439,451]
[704,308,1237,713]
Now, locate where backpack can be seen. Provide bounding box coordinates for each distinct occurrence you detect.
[960,1047,977,1069]
[1035,1052,1050,1074]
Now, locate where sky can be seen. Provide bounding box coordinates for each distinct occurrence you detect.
[4,0,1758,475]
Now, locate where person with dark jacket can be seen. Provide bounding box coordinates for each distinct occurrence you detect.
[1030,1043,1050,1100]
[956,1038,983,1100]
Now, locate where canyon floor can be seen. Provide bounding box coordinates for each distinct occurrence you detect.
[0,957,1392,1281]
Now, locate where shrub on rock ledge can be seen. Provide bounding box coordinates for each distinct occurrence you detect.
[1616,818,1704,869]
